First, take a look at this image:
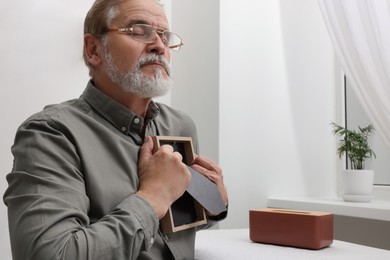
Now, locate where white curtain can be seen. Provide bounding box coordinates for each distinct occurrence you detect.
[318,0,390,148]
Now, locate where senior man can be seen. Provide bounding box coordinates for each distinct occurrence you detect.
[3,0,228,259]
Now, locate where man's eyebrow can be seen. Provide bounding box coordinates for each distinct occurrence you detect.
[124,19,169,30]
[125,19,149,27]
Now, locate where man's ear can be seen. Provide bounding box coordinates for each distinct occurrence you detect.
[84,33,103,66]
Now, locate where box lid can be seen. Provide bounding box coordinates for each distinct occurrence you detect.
[187,166,227,215]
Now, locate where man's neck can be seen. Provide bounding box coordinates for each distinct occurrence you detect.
[92,77,151,118]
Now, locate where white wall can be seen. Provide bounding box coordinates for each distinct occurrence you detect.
[218,0,337,228]
[170,0,220,160]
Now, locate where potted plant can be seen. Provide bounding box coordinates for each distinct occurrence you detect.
[331,122,376,202]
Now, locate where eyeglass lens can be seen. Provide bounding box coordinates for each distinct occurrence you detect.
[132,24,182,50]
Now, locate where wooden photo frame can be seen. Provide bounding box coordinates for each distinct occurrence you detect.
[151,136,207,233]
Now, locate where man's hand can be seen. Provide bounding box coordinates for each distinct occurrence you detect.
[136,136,191,219]
[191,155,228,208]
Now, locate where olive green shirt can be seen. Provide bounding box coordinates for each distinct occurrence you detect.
[3,81,216,260]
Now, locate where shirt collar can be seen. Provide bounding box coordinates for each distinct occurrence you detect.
[81,81,160,135]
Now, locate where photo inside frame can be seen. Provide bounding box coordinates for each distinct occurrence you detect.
[171,192,198,226]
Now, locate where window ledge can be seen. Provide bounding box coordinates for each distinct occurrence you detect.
[267,196,390,221]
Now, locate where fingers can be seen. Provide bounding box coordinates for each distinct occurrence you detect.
[193,155,222,177]
[191,164,219,183]
[191,155,228,206]
[160,144,183,162]
[140,137,183,163]
[138,136,154,167]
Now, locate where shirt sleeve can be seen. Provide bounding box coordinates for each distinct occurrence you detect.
[3,119,159,260]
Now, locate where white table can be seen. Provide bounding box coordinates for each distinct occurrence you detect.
[195,229,390,260]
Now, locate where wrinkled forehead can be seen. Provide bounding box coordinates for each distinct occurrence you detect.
[113,0,169,29]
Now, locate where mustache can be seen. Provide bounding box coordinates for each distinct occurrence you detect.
[136,54,171,75]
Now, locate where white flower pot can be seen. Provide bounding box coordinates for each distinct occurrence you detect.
[342,170,375,202]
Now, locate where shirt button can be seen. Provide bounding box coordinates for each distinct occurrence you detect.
[121,127,126,132]
[134,117,140,124]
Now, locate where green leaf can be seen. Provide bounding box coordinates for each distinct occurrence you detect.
[330,122,376,170]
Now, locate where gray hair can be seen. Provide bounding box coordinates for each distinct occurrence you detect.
[83,0,163,76]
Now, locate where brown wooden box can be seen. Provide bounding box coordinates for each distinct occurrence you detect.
[249,208,333,249]
[151,136,207,234]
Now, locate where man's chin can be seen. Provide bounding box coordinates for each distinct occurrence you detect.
[141,66,170,79]
[119,80,172,99]
[135,88,170,99]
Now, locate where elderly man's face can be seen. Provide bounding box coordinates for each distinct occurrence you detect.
[104,0,171,81]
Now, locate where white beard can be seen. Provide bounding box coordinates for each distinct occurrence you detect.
[103,50,172,98]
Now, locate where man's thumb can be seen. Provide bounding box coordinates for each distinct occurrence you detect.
[139,136,154,164]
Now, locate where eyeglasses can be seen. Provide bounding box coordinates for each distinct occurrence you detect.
[108,24,183,51]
